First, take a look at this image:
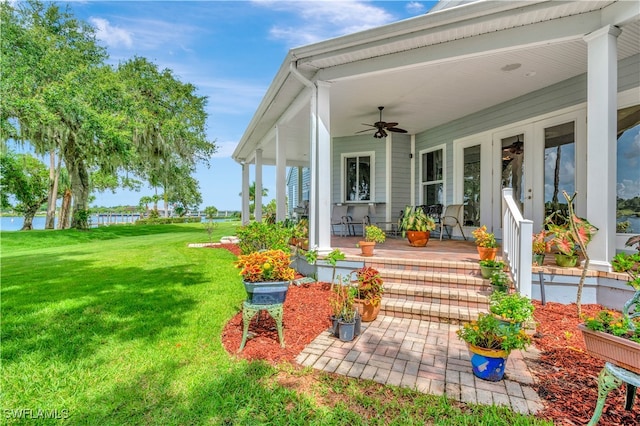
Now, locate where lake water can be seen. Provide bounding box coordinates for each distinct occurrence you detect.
[2,214,638,233]
[0,215,221,231]
[1,215,139,231]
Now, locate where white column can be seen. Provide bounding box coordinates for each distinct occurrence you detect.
[241,162,250,224]
[583,25,621,272]
[316,81,332,254]
[275,126,287,222]
[254,148,263,222]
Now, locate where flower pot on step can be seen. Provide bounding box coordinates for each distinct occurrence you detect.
[477,246,498,261]
[467,343,509,381]
[406,230,430,247]
[359,241,376,257]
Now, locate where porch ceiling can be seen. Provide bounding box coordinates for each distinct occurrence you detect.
[233,1,639,166]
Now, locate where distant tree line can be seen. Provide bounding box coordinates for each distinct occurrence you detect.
[0,1,216,230]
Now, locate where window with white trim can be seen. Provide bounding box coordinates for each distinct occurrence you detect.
[343,153,373,202]
[421,147,444,205]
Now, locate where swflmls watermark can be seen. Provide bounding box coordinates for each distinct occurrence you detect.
[4,409,70,420]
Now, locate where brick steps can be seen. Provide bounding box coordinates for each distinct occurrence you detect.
[363,257,492,324]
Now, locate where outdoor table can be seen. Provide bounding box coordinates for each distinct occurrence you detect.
[588,362,639,426]
[238,301,284,352]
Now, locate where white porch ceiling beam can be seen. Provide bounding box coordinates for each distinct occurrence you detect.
[315,12,602,82]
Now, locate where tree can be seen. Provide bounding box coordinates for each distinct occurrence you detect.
[117,57,216,216]
[0,152,49,230]
[240,181,269,214]
[2,2,215,230]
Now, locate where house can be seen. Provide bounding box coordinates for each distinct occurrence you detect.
[233,0,640,279]
[286,166,310,219]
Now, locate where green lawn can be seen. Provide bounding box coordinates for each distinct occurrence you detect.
[1,223,551,425]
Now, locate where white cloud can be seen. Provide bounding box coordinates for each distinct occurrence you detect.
[623,129,640,167]
[617,179,640,200]
[252,0,399,47]
[406,2,427,14]
[89,17,133,48]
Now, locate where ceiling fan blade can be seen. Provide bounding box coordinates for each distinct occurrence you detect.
[383,122,399,128]
[387,127,407,133]
[355,128,375,134]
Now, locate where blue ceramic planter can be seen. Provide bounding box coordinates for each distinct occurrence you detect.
[468,344,508,381]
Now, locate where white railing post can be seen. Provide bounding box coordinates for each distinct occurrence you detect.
[501,188,533,299]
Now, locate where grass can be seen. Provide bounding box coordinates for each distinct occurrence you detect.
[1,222,552,425]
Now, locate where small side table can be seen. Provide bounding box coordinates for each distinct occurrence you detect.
[588,362,639,426]
[238,301,285,352]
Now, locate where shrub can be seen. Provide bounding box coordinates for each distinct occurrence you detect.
[235,221,293,255]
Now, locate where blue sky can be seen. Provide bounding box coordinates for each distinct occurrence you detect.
[62,1,438,210]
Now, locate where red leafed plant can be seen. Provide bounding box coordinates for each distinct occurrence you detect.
[355,266,384,307]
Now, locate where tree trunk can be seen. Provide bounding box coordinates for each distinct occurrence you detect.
[64,139,91,230]
[58,189,72,229]
[21,205,40,231]
[45,151,61,229]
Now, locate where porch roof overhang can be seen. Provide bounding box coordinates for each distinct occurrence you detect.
[232,0,639,167]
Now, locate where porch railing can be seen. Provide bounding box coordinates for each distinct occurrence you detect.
[501,188,533,298]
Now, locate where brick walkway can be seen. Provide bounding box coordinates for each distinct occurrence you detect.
[296,315,543,415]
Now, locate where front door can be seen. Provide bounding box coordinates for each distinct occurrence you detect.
[492,128,534,238]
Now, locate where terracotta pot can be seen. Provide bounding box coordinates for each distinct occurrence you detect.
[354,298,381,322]
[578,324,640,374]
[406,230,430,247]
[359,241,376,257]
[477,246,498,261]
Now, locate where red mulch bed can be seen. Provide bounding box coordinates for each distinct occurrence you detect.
[530,301,639,425]
[214,245,639,424]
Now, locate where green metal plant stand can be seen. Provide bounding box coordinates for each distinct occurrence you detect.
[238,301,284,352]
[588,362,639,425]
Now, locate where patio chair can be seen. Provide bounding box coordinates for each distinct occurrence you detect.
[331,205,349,237]
[345,205,370,237]
[420,204,443,236]
[440,204,467,241]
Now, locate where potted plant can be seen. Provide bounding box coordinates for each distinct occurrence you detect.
[546,221,579,267]
[579,252,640,373]
[398,205,436,247]
[488,291,535,329]
[337,282,358,342]
[359,224,386,257]
[472,225,498,260]
[532,230,550,266]
[234,249,295,305]
[489,270,510,293]
[292,218,309,250]
[457,313,532,381]
[478,259,505,279]
[352,266,384,322]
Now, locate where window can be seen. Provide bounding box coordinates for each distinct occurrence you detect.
[463,145,481,226]
[421,148,443,205]
[543,122,575,220]
[617,105,640,234]
[344,153,373,202]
